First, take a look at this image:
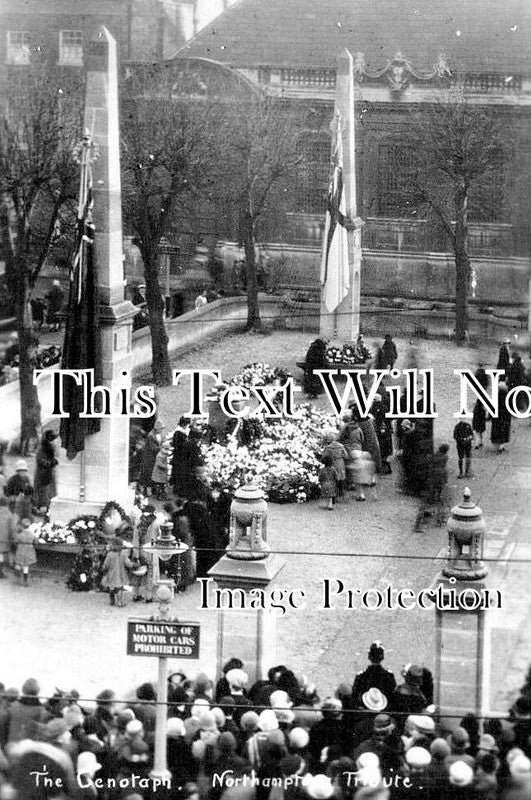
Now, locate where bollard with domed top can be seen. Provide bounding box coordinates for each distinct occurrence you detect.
[434,488,491,722]
[443,487,488,581]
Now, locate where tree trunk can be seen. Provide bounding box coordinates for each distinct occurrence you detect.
[454,186,470,344]
[16,284,42,452]
[142,244,172,385]
[242,206,261,331]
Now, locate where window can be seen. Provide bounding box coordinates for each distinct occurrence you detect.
[297,136,330,214]
[6,31,31,65]
[377,143,420,217]
[59,30,83,66]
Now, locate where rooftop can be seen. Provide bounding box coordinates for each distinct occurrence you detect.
[178,0,531,75]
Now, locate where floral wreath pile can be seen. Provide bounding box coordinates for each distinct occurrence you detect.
[326,341,372,366]
[35,501,130,592]
[202,363,338,503]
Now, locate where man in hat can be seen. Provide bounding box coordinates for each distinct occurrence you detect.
[352,642,396,707]
[352,688,388,748]
[352,713,405,774]
[390,665,428,723]
[45,279,64,331]
[33,429,59,510]
[8,678,46,742]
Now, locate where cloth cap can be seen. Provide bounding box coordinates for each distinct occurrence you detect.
[191,698,210,717]
[356,752,380,770]
[116,710,136,729]
[373,714,395,735]
[510,755,531,776]
[197,710,217,732]
[154,420,165,431]
[22,678,40,696]
[240,711,259,732]
[258,709,279,732]
[226,668,248,689]
[449,760,474,786]
[408,715,435,734]
[218,731,237,752]
[270,690,293,708]
[16,460,28,471]
[405,665,423,684]
[77,751,101,776]
[405,747,431,768]
[125,719,144,736]
[281,754,303,776]
[96,689,114,704]
[288,727,310,749]
[430,738,451,758]
[166,717,186,738]
[478,734,498,753]
[450,727,470,749]
[304,774,334,800]
[362,688,387,712]
[211,707,226,728]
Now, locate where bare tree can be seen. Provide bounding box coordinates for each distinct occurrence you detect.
[121,81,219,385]
[409,91,507,342]
[216,99,304,331]
[0,69,79,449]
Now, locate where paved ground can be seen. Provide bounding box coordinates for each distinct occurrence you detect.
[0,331,529,717]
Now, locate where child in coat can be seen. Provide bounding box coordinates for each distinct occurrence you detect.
[151,444,171,500]
[101,537,134,607]
[15,517,38,585]
[319,454,338,510]
[322,433,349,500]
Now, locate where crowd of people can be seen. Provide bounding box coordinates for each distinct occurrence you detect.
[0,643,529,800]
[302,335,529,525]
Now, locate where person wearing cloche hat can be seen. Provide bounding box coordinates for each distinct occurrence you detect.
[226,668,252,724]
[270,689,295,726]
[447,760,474,797]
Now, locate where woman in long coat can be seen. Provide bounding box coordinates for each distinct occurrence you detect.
[0,496,15,576]
[33,430,58,510]
[140,420,164,494]
[185,500,223,578]
[303,338,328,397]
[491,381,512,451]
[472,365,489,448]
[371,394,393,474]
[355,412,383,474]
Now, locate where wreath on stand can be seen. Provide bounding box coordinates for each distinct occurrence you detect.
[65,501,131,592]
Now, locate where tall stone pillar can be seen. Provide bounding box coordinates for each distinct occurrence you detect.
[320,49,362,341]
[50,28,137,521]
[207,485,286,684]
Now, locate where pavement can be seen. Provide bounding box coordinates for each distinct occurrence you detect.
[0,332,529,717]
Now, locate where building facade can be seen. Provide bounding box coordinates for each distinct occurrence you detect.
[175,0,531,306]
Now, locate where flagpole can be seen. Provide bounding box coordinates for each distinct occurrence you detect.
[75,132,90,502]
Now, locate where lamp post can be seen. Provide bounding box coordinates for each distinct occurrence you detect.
[142,521,189,783]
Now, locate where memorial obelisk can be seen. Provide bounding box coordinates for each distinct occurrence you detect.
[320,49,362,341]
[49,28,137,521]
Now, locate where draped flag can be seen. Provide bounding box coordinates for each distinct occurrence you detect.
[59,142,102,459]
[320,114,350,313]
